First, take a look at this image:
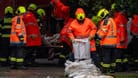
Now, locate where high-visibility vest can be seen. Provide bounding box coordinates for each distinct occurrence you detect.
[130,14,138,37]
[114,12,128,48]
[10,15,27,45]
[1,17,12,38]
[97,17,117,47]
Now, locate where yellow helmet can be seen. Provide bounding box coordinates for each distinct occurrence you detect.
[111,3,116,10]
[28,3,37,11]
[37,8,46,17]
[16,6,26,14]
[5,6,13,14]
[75,8,85,21]
[97,8,109,18]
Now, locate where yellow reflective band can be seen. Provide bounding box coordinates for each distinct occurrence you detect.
[10,57,16,61]
[115,59,122,63]
[0,58,7,62]
[123,58,128,63]
[1,34,10,37]
[2,25,11,29]
[16,58,24,62]
[111,63,116,67]
[4,18,12,23]
[134,60,138,62]
[59,54,66,59]
[102,63,110,68]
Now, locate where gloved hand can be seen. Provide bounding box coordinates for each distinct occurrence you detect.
[71,39,75,43]
[88,36,94,41]
[19,35,24,42]
[31,35,37,40]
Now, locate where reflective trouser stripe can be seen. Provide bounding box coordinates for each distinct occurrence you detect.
[115,59,122,63]
[59,54,66,59]
[101,63,110,68]
[0,58,7,62]
[10,57,16,62]
[123,58,128,63]
[16,58,24,62]
[134,60,138,62]
[111,63,116,67]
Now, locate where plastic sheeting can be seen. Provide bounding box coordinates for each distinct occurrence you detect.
[64,59,113,78]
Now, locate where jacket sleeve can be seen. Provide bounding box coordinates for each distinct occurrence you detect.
[67,24,75,40]
[89,20,97,38]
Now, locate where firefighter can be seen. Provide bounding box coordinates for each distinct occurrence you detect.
[24,4,42,66]
[50,0,70,34]
[36,8,46,35]
[0,6,14,66]
[67,8,97,61]
[60,18,74,62]
[10,6,27,69]
[130,13,138,70]
[97,13,117,73]
[113,7,128,72]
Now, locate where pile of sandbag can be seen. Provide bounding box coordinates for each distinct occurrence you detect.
[64,59,113,78]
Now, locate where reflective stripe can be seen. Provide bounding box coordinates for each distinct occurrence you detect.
[16,58,24,62]
[134,60,138,62]
[2,25,11,29]
[119,24,125,27]
[4,18,12,23]
[1,34,10,37]
[59,54,66,59]
[115,59,122,63]
[15,25,22,29]
[0,58,7,62]
[123,58,128,63]
[111,63,116,67]
[25,22,37,26]
[101,63,110,68]
[10,57,16,61]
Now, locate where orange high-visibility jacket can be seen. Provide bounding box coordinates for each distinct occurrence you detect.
[97,17,117,47]
[130,14,138,36]
[51,0,70,22]
[114,12,128,48]
[10,15,27,45]
[23,11,42,46]
[60,18,74,49]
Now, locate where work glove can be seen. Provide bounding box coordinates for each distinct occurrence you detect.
[71,39,75,43]
[31,35,37,40]
[19,35,24,42]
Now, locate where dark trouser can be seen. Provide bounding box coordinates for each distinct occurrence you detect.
[0,38,10,65]
[10,46,25,66]
[101,46,116,71]
[91,52,101,68]
[129,37,138,70]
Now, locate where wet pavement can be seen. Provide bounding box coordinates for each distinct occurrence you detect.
[0,59,65,78]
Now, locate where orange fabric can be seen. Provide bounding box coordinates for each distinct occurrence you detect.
[75,8,85,16]
[23,11,42,46]
[60,18,74,49]
[130,14,138,36]
[114,12,128,48]
[10,15,27,44]
[68,18,97,40]
[97,18,117,46]
[51,0,70,23]
[90,39,96,51]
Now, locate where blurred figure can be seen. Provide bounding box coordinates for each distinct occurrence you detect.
[0,6,14,66]
[50,0,70,34]
[97,14,117,73]
[24,3,42,66]
[113,6,128,72]
[10,6,27,69]
[36,8,47,35]
[129,13,138,70]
